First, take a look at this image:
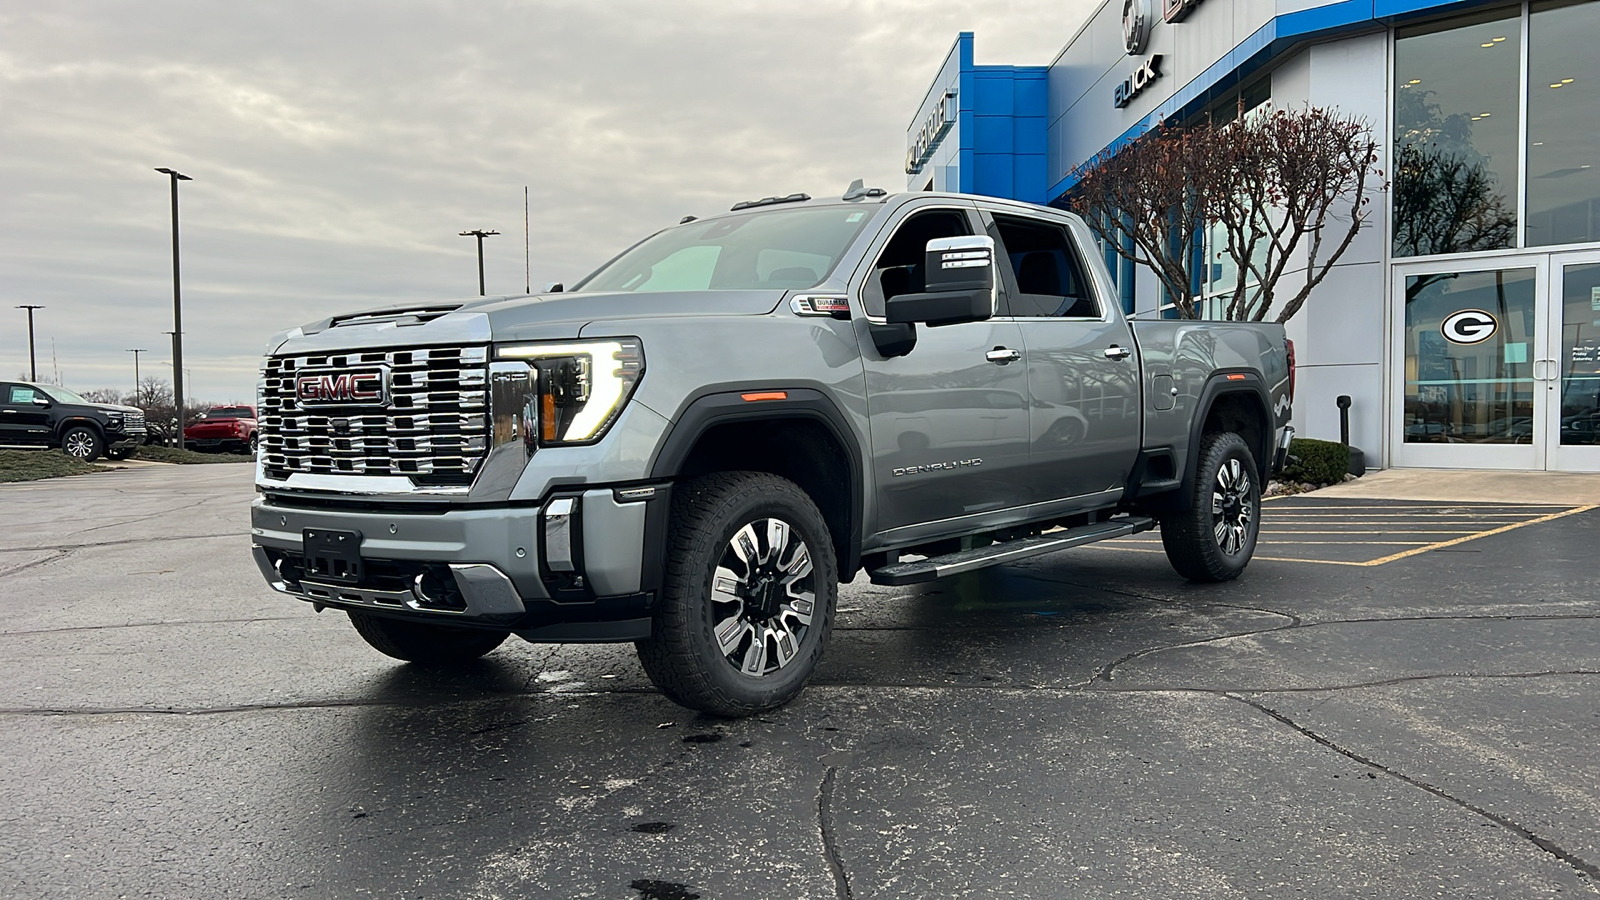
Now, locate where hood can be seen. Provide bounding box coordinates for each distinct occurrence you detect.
[468,289,785,340]
[91,403,142,415]
[269,289,785,356]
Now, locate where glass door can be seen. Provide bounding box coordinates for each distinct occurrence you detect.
[1544,250,1600,471]
[1391,258,1549,469]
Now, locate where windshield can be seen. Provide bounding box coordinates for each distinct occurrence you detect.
[203,407,254,419]
[574,206,875,293]
[40,385,90,405]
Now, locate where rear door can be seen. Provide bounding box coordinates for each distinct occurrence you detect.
[984,210,1142,503]
[853,201,1032,536]
[0,383,53,447]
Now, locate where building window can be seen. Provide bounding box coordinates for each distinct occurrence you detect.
[1526,0,1600,246]
[1393,7,1522,258]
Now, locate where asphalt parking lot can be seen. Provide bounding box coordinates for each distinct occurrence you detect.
[3,465,1599,899]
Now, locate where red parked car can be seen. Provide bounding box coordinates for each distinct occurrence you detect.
[184,405,257,454]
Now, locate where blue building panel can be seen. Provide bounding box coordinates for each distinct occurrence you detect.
[973,154,1016,198]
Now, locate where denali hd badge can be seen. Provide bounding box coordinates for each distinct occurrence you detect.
[295,369,389,407]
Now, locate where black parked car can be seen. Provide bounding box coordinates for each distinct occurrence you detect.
[0,382,147,461]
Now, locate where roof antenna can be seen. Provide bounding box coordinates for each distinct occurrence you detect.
[842,179,887,202]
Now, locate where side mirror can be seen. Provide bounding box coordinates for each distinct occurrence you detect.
[32,397,50,407]
[884,236,998,328]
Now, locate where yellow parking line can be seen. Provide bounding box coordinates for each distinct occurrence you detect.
[1099,505,1594,566]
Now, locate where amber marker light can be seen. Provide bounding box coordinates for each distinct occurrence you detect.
[741,391,789,402]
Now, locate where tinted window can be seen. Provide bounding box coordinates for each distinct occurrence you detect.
[862,209,973,317]
[1527,0,1600,247]
[993,216,1099,318]
[203,407,255,419]
[1393,8,1521,257]
[2,385,29,404]
[575,206,873,293]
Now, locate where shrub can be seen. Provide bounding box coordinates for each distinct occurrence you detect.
[1281,438,1350,486]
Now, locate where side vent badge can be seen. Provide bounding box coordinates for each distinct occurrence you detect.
[790,295,851,320]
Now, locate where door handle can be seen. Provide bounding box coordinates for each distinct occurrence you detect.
[1,409,14,415]
[1104,345,1132,361]
[985,347,1022,365]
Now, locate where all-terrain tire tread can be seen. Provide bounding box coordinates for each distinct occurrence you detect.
[1160,431,1258,583]
[635,471,836,717]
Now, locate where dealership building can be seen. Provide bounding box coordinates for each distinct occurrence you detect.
[907,0,1600,471]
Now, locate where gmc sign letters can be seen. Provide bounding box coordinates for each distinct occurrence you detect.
[1113,55,1163,109]
[296,370,388,407]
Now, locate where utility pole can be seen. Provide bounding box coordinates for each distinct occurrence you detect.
[127,349,146,403]
[15,305,43,381]
[459,229,499,296]
[155,167,191,449]
[524,187,531,294]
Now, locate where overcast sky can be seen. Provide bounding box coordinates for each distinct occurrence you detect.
[1,1,1097,402]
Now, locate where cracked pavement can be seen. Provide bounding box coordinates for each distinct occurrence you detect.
[2,465,1598,898]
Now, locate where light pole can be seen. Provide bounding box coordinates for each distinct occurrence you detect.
[459,229,499,296]
[16,305,42,381]
[155,167,191,449]
[127,349,146,403]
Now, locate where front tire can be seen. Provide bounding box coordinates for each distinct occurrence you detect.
[1160,431,1261,582]
[61,426,103,462]
[636,472,837,717]
[347,610,508,664]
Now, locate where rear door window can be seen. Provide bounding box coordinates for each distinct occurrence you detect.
[991,215,1100,319]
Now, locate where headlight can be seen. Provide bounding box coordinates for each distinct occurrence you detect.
[496,338,644,445]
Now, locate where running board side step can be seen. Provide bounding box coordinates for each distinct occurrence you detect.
[867,517,1156,586]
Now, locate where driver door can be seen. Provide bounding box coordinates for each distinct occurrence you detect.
[853,203,1031,538]
[0,383,52,447]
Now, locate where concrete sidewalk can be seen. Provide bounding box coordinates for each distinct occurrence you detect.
[1314,467,1600,504]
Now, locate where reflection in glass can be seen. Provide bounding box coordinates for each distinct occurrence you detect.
[1560,264,1600,444]
[1404,268,1537,443]
[1527,0,1600,247]
[1393,10,1521,257]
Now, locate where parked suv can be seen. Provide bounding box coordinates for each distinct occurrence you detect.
[0,382,147,461]
[250,187,1293,716]
[185,405,258,454]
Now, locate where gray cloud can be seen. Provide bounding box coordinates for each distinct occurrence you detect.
[1,0,1095,401]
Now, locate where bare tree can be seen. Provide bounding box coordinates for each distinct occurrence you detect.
[1073,106,1380,324]
[79,388,125,405]
[1072,125,1218,319]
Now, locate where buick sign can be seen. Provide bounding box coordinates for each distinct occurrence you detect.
[296,369,389,407]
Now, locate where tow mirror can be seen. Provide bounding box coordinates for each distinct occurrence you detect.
[884,236,998,327]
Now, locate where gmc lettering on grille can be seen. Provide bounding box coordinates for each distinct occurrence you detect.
[295,370,388,407]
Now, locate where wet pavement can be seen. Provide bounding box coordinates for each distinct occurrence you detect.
[2,465,1598,898]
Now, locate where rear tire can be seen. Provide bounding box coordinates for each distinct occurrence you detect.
[636,472,837,717]
[1160,431,1260,582]
[347,610,508,664]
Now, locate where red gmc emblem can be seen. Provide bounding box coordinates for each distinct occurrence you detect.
[295,369,388,407]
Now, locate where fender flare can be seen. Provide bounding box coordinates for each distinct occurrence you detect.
[1180,371,1274,497]
[648,387,865,576]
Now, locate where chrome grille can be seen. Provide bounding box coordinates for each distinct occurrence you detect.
[260,345,489,486]
[123,410,146,430]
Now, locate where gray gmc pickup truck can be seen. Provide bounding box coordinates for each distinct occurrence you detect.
[250,186,1294,716]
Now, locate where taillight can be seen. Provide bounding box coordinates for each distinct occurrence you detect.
[1285,338,1297,401]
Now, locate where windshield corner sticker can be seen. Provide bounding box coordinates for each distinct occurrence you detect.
[1441,309,1499,345]
[893,458,983,477]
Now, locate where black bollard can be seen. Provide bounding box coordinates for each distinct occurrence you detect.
[1335,395,1366,477]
